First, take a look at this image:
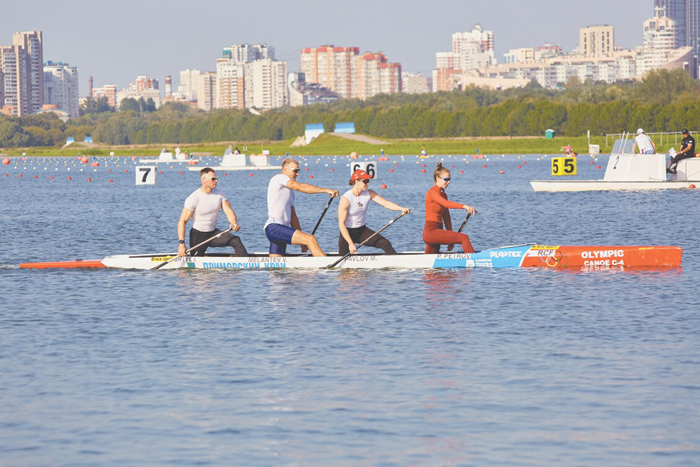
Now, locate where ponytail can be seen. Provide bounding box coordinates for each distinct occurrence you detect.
[433,161,449,181]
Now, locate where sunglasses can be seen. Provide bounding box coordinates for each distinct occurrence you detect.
[209,176,219,181]
[440,177,451,182]
[286,167,300,173]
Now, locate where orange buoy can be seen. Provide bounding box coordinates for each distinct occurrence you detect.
[109,179,113,183]
[2,158,9,165]
[596,165,601,169]
[350,152,358,159]
[689,184,696,189]
[124,169,128,173]
[49,176,54,179]
[459,170,464,174]
[81,157,89,163]
[19,174,23,178]
[483,164,487,168]
[422,169,426,173]
[422,164,426,167]
[67,176,72,180]
[389,169,393,172]
[381,184,387,189]
[33,175,37,178]
[249,173,254,177]
[499,170,504,174]
[87,178,92,181]
[90,162,99,167]
[517,165,522,169]
[309,175,314,179]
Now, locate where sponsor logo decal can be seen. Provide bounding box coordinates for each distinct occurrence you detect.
[580,250,625,259]
[490,250,522,258]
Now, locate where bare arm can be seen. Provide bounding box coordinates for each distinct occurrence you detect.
[290,206,301,231]
[369,190,410,213]
[337,197,356,253]
[177,207,194,256]
[287,179,339,197]
[221,200,240,232]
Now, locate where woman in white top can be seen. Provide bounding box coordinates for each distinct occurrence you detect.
[338,169,410,255]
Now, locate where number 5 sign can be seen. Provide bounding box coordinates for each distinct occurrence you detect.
[136,166,157,185]
[350,161,378,180]
[551,157,577,176]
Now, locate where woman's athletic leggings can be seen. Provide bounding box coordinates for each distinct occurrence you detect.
[190,228,248,257]
[338,225,397,255]
[422,221,475,254]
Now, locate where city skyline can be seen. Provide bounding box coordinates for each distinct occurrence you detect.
[5,0,652,95]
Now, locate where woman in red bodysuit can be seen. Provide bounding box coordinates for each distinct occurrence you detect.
[423,162,477,254]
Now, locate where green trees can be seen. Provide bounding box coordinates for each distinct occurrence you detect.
[3,69,700,148]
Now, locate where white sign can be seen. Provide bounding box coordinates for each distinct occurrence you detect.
[136,166,157,185]
[350,161,378,180]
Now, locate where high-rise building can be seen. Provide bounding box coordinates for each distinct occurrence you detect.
[0,30,43,116]
[655,0,700,59]
[579,25,614,57]
[300,46,360,98]
[91,84,118,108]
[355,52,401,100]
[197,72,217,111]
[451,25,495,70]
[402,72,430,94]
[244,58,288,110]
[223,44,274,64]
[178,69,201,101]
[216,59,245,109]
[43,61,79,118]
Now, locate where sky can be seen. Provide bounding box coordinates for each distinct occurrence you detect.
[4,0,654,96]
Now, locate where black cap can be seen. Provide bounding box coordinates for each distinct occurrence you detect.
[682,128,689,134]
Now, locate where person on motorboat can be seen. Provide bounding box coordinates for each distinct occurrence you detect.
[632,128,656,155]
[338,169,410,255]
[423,162,477,254]
[265,158,339,257]
[667,129,696,174]
[177,167,248,257]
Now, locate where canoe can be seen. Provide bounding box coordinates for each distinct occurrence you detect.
[19,244,682,270]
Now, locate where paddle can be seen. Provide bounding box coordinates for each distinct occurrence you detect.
[327,212,407,268]
[457,212,472,233]
[151,227,233,270]
[311,196,334,235]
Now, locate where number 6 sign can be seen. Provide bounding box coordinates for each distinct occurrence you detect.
[136,166,157,185]
[350,161,378,180]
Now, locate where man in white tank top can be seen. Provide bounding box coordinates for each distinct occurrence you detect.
[264,158,339,257]
[176,168,248,257]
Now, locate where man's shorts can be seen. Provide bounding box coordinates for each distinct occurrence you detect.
[265,223,296,255]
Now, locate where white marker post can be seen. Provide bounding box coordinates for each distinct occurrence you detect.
[350,161,378,180]
[136,166,157,185]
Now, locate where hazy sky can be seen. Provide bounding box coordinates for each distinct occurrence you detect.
[4,0,654,95]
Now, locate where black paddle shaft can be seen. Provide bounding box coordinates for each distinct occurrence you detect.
[327,211,407,268]
[457,212,472,233]
[311,196,334,236]
[151,227,234,270]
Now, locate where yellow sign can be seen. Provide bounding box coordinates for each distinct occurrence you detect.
[551,157,577,176]
[151,256,175,262]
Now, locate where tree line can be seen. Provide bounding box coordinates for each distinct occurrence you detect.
[1,69,698,148]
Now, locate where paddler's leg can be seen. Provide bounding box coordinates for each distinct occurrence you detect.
[357,226,397,255]
[291,230,325,257]
[210,230,249,257]
[423,226,475,253]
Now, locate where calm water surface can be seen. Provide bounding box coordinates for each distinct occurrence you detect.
[1,155,699,466]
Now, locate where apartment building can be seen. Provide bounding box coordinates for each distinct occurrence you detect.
[300,46,360,98]
[43,61,79,118]
[244,58,288,110]
[402,72,430,94]
[355,53,401,100]
[0,31,43,116]
[579,25,615,57]
[90,84,118,108]
[197,72,217,111]
[216,59,245,109]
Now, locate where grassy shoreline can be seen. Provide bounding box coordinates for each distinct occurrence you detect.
[0,134,673,158]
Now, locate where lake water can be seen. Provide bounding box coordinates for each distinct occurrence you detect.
[1,154,699,466]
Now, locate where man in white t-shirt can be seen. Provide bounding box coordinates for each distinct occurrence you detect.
[632,128,656,154]
[264,158,339,257]
[177,167,248,257]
